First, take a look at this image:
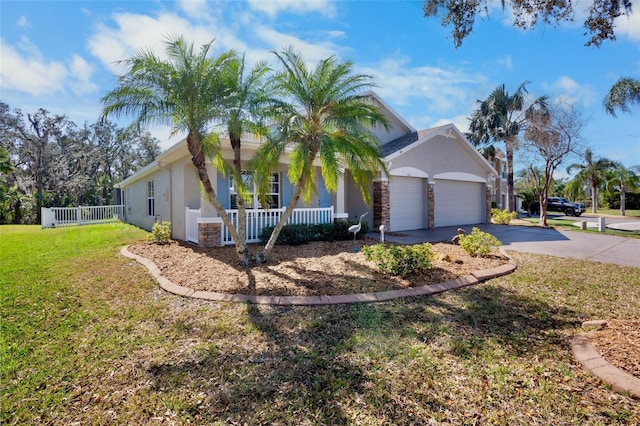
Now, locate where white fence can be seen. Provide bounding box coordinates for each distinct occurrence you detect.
[185,207,201,243]
[41,205,124,228]
[186,206,334,245]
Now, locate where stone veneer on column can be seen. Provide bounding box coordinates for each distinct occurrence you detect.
[197,218,223,248]
[486,187,492,223]
[373,180,390,229]
[427,181,435,230]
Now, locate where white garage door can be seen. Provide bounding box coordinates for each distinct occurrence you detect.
[390,177,425,231]
[434,179,484,227]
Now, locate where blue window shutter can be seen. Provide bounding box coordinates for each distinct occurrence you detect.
[217,172,230,209]
[318,174,331,207]
[282,173,294,206]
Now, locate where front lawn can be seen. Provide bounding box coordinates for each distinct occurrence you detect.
[1,224,639,424]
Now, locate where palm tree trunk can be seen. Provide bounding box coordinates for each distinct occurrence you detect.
[620,181,626,216]
[230,133,251,265]
[591,177,598,214]
[506,141,516,212]
[259,175,307,262]
[186,133,247,264]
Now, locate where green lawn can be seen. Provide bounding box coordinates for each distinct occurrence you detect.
[2,224,639,425]
[595,209,640,218]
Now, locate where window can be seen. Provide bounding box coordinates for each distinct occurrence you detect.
[147,180,155,216]
[229,172,279,209]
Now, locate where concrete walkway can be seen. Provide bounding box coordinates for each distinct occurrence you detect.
[370,223,640,268]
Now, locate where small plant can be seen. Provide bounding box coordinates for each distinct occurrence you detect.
[458,227,502,257]
[491,208,518,225]
[149,221,172,244]
[362,243,434,276]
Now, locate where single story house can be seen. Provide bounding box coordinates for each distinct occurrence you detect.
[115,91,497,246]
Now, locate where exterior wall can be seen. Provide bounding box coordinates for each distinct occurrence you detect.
[372,115,411,145]
[372,180,390,229]
[123,167,171,232]
[389,134,490,179]
[345,170,373,228]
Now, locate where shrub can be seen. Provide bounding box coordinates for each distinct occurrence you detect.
[149,221,171,244]
[362,243,433,276]
[458,227,501,257]
[491,208,518,225]
[259,220,370,246]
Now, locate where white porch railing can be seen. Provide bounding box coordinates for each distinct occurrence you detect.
[185,206,334,245]
[41,205,124,228]
[185,207,201,243]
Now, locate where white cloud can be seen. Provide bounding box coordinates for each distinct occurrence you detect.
[254,25,339,64]
[16,16,28,27]
[358,54,488,114]
[546,76,598,106]
[615,11,640,43]
[0,38,67,96]
[87,11,248,74]
[431,115,472,133]
[247,0,336,18]
[68,55,98,95]
[497,55,513,71]
[178,0,210,19]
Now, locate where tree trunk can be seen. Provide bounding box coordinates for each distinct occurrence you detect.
[591,177,598,214]
[259,151,317,262]
[505,141,516,212]
[230,133,250,265]
[186,133,247,265]
[620,181,626,216]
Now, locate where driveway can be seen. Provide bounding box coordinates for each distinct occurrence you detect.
[369,223,640,268]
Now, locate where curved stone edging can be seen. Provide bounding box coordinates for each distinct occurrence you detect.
[572,332,640,399]
[120,246,517,306]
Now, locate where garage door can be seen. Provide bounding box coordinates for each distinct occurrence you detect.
[390,177,425,231]
[434,179,484,227]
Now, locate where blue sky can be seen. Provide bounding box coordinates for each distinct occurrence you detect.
[1,0,639,174]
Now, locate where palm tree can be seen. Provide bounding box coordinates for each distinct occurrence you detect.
[468,81,548,212]
[101,35,264,265]
[566,149,616,214]
[252,47,389,261]
[603,77,640,117]
[605,162,640,216]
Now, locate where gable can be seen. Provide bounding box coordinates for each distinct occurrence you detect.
[385,124,497,180]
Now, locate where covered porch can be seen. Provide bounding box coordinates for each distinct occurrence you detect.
[185,206,347,247]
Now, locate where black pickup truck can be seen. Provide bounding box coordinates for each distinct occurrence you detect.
[529,197,584,216]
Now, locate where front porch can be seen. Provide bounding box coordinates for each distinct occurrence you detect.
[186,206,346,247]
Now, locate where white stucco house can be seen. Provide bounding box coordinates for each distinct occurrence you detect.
[116,91,497,247]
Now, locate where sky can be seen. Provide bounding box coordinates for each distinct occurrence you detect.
[1,0,639,175]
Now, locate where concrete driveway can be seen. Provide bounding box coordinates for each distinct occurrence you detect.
[370,223,640,268]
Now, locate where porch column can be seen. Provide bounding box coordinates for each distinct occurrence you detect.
[427,180,435,230]
[486,185,493,224]
[373,178,390,230]
[197,217,223,247]
[336,174,346,215]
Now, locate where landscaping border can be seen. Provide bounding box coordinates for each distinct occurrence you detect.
[120,245,517,305]
[572,323,640,399]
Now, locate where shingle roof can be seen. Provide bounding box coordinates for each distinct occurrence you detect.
[380,124,452,158]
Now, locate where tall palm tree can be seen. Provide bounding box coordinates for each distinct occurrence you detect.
[468,81,548,212]
[566,149,616,214]
[101,35,264,265]
[603,77,640,117]
[252,47,389,261]
[605,162,639,216]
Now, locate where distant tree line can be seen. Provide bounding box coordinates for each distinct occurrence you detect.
[0,101,162,224]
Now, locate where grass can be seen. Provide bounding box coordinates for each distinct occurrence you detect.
[595,209,640,218]
[2,223,640,424]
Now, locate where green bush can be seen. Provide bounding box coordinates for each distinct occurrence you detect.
[259,220,369,246]
[362,243,434,276]
[149,221,172,244]
[459,227,501,257]
[491,208,518,225]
